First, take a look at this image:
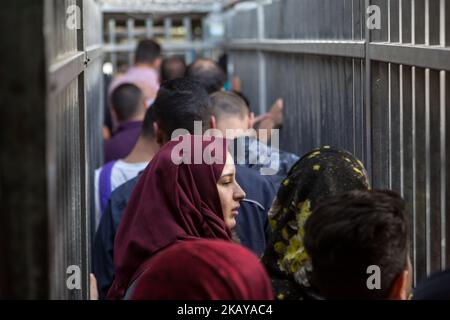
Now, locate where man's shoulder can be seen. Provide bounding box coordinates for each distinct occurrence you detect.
[110,175,139,202]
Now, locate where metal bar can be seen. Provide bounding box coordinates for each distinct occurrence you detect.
[365,0,373,181]
[228,39,366,58]
[164,17,172,41]
[48,52,86,96]
[77,0,90,300]
[257,2,266,114]
[183,16,193,64]
[146,17,154,39]
[127,18,134,66]
[425,68,431,276]
[108,19,117,73]
[368,43,450,71]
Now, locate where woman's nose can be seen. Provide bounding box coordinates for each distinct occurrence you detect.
[235,183,246,201]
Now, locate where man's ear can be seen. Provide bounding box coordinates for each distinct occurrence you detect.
[153,57,162,70]
[389,269,410,300]
[153,121,164,146]
[248,112,255,129]
[210,115,217,130]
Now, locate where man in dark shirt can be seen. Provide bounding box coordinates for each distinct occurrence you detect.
[104,83,147,163]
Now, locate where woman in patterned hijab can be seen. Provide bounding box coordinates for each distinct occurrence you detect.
[261,146,370,300]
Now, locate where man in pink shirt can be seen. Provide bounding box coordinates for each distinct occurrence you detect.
[109,39,162,109]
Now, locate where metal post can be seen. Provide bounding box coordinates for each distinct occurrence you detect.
[108,19,117,73]
[146,17,154,39]
[183,16,193,64]
[257,2,267,114]
[127,18,135,67]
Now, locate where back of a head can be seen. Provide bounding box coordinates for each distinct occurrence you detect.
[151,78,212,142]
[161,56,186,83]
[304,189,409,299]
[210,91,249,121]
[129,239,274,300]
[135,39,161,65]
[186,58,226,94]
[111,83,144,122]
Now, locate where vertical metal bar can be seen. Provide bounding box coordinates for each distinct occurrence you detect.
[108,19,116,73]
[412,66,418,285]
[439,0,447,270]
[425,68,431,276]
[77,0,89,301]
[400,64,404,196]
[127,18,134,67]
[164,17,172,42]
[183,16,193,64]
[257,3,267,114]
[365,0,373,179]
[146,17,154,39]
[442,70,449,269]
[388,63,393,189]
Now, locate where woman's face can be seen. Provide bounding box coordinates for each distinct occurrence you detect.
[217,152,246,230]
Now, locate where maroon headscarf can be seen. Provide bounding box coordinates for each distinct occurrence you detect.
[128,239,274,300]
[108,135,232,299]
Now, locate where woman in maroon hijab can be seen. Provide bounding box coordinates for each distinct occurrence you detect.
[108,135,246,299]
[126,239,274,300]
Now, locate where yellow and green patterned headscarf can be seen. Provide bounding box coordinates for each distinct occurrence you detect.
[261,147,370,300]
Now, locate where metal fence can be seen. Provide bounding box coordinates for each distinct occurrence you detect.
[103,12,222,73]
[45,0,103,299]
[227,0,450,285]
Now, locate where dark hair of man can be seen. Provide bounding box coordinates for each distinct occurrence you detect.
[186,58,226,94]
[161,56,186,83]
[210,91,249,121]
[151,78,212,141]
[232,91,251,108]
[135,39,161,65]
[111,83,144,122]
[140,106,155,139]
[304,189,409,300]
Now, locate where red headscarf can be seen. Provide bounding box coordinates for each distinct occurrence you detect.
[108,135,232,299]
[128,239,274,300]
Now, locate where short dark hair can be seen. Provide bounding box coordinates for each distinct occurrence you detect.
[140,107,155,139]
[111,83,144,122]
[135,39,161,65]
[304,189,409,299]
[210,91,249,121]
[151,78,212,142]
[161,56,186,83]
[186,58,226,94]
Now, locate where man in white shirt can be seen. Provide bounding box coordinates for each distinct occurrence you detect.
[94,107,159,230]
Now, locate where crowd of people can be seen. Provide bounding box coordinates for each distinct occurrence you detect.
[90,39,450,300]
